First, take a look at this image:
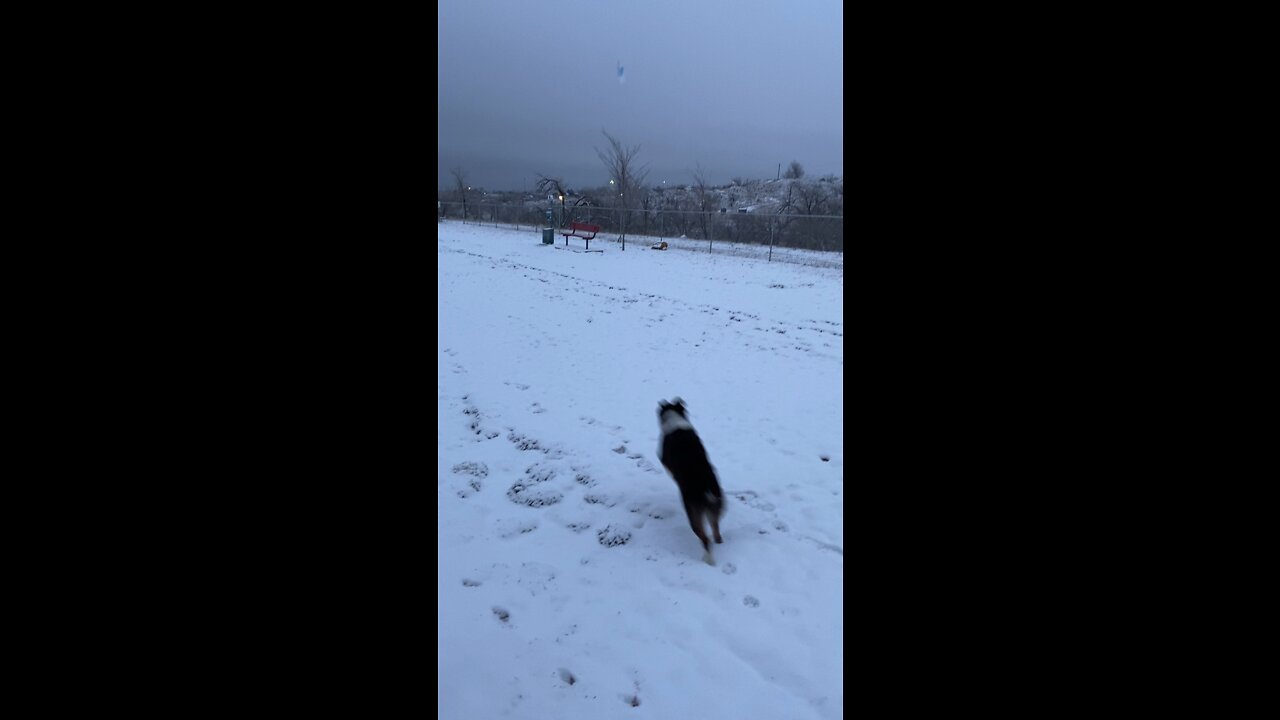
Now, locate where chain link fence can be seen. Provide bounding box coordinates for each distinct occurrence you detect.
[438,202,843,262]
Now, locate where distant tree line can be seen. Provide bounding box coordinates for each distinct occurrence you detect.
[441,143,842,252]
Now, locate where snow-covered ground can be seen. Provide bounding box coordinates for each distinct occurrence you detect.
[656,233,844,269]
[438,222,844,719]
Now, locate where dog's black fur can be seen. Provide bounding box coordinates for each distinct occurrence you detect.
[657,397,725,564]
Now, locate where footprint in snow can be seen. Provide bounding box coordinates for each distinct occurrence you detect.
[508,431,562,456]
[524,464,556,482]
[452,462,488,477]
[462,406,499,440]
[452,462,487,497]
[496,518,540,538]
[635,457,661,473]
[508,432,543,451]
[507,465,563,507]
[582,493,618,507]
[597,524,631,547]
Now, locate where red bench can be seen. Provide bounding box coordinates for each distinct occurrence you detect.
[560,221,602,250]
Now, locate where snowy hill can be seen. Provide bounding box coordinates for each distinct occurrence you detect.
[438,223,844,719]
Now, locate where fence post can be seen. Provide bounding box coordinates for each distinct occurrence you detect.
[768,217,774,262]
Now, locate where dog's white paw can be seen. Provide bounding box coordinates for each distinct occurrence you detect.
[703,550,716,566]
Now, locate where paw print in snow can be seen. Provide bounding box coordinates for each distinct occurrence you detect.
[452,462,488,477]
[452,463,487,498]
[583,493,618,507]
[597,524,631,547]
[507,465,563,507]
[509,432,543,451]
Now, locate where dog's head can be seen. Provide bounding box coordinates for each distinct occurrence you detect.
[657,397,688,424]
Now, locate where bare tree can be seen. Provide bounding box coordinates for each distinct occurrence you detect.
[691,163,715,251]
[783,160,805,179]
[573,194,598,223]
[535,174,568,227]
[773,180,799,245]
[794,180,829,216]
[451,166,470,219]
[641,188,655,236]
[594,130,649,251]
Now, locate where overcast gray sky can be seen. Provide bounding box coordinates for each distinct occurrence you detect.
[438,0,843,192]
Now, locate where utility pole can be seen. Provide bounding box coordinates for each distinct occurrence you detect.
[777,163,781,180]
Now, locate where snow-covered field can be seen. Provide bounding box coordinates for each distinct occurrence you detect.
[654,233,844,269]
[438,222,844,719]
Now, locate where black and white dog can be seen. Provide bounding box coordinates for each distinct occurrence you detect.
[657,397,725,565]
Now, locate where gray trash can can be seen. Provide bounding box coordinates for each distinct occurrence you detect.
[542,228,554,244]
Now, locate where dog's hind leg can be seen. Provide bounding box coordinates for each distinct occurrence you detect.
[706,491,724,544]
[683,504,715,565]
